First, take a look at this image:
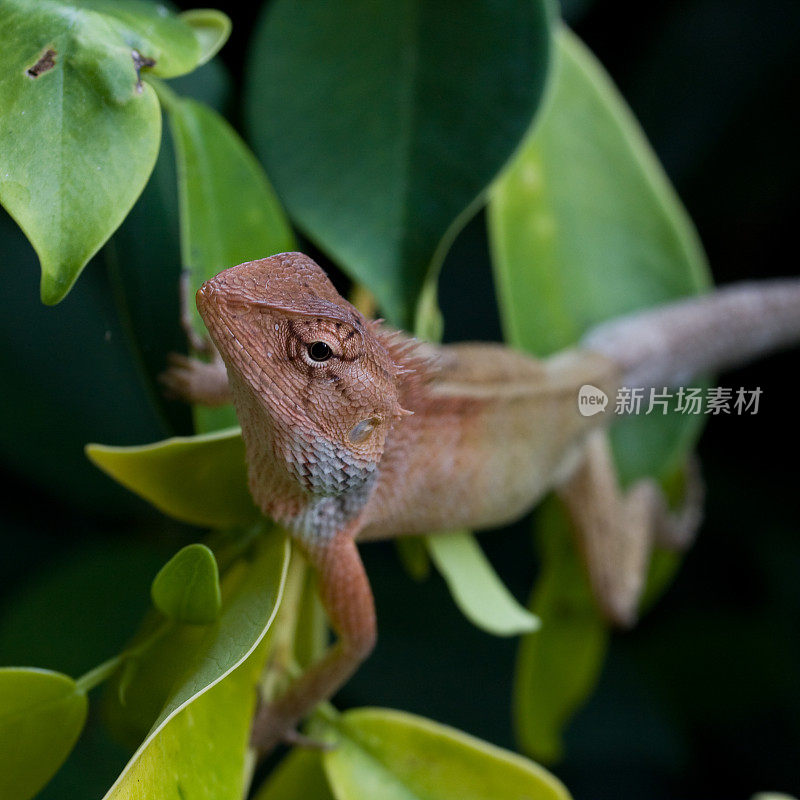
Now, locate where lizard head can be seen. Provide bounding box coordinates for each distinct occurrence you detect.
[196,252,408,470]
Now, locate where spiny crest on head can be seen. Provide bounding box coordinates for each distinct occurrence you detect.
[244,252,434,383]
[370,322,437,393]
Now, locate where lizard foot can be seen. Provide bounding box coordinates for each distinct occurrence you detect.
[159,352,231,406]
[250,697,337,757]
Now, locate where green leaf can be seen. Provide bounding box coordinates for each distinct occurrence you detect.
[179,10,231,67]
[164,91,295,328]
[162,91,295,432]
[323,708,572,800]
[426,531,540,636]
[104,59,231,439]
[75,1,230,79]
[104,629,270,800]
[246,0,552,327]
[513,501,608,763]
[0,0,227,304]
[103,531,289,796]
[254,748,334,800]
[0,668,88,800]
[151,544,221,625]
[488,27,711,483]
[85,427,257,528]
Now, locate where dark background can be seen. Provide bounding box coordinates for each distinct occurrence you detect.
[0,1,798,798]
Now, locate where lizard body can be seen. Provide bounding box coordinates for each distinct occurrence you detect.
[196,253,621,547]
[358,344,619,540]
[185,251,800,754]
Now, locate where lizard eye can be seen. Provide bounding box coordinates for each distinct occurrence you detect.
[307,341,333,362]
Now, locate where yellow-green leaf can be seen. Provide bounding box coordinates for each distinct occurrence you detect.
[427,531,539,636]
[104,634,267,800]
[254,748,334,800]
[85,427,256,528]
[323,708,572,800]
[0,668,87,800]
[163,90,295,433]
[179,10,231,67]
[103,532,290,799]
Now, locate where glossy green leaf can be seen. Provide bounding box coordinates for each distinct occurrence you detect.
[513,500,608,763]
[104,59,231,439]
[151,544,221,625]
[86,427,257,528]
[104,629,270,800]
[162,90,295,432]
[427,531,540,636]
[247,0,552,327]
[0,668,88,800]
[254,748,334,800]
[489,27,711,483]
[74,1,230,79]
[323,708,572,800]
[0,0,229,304]
[103,531,289,797]
[164,90,295,330]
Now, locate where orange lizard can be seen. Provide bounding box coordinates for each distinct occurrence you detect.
[164,251,800,754]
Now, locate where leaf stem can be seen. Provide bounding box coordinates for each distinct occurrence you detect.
[75,654,124,693]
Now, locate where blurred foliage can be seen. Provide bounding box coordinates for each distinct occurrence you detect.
[490,27,709,761]
[0,0,798,799]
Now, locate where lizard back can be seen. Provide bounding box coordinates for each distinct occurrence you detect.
[358,343,621,540]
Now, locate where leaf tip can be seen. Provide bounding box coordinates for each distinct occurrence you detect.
[151,543,222,625]
[180,9,232,66]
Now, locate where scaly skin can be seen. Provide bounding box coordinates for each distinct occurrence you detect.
[195,252,623,754]
[176,251,800,754]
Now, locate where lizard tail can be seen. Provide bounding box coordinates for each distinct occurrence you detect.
[582,278,800,388]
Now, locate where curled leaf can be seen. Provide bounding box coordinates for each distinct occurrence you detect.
[85,427,257,528]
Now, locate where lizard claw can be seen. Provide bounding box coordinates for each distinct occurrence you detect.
[250,702,337,755]
[159,352,231,406]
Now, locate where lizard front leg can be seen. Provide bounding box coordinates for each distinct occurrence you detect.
[159,351,232,406]
[250,530,376,756]
[159,270,232,406]
[558,430,703,627]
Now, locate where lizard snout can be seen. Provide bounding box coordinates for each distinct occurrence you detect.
[196,278,220,317]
